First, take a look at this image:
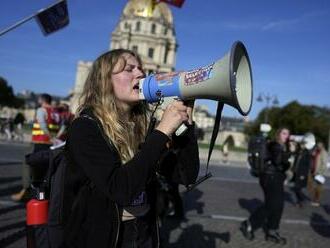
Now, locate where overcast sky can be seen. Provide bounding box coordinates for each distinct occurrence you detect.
[1,0,329,118]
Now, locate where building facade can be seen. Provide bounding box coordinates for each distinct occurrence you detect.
[70,0,177,112]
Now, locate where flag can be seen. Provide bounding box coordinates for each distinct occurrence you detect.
[35,0,69,36]
[159,0,185,8]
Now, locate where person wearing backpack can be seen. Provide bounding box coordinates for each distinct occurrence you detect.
[62,49,199,248]
[241,127,291,245]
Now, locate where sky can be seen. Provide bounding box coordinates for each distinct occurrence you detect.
[0,0,329,119]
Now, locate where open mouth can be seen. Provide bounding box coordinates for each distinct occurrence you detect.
[133,83,139,90]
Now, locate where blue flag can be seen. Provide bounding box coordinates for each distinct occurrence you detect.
[35,0,69,36]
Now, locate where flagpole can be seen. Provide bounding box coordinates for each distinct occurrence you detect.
[0,0,65,37]
[0,13,37,36]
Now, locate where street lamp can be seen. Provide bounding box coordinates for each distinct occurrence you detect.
[256,93,279,123]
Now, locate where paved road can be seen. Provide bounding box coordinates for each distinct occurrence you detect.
[0,142,329,247]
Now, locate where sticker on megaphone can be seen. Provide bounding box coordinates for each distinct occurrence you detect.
[138,64,214,103]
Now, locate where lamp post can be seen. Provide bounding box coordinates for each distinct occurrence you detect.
[256,93,279,123]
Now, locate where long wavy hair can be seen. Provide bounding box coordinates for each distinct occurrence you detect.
[77,49,149,162]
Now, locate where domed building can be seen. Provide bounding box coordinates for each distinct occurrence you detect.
[70,0,177,111]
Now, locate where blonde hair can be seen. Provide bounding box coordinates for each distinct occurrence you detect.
[77,49,149,162]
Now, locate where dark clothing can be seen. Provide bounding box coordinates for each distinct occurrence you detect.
[63,110,199,248]
[291,148,312,205]
[249,141,289,231]
[249,173,286,230]
[292,186,305,205]
[117,212,153,248]
[168,182,184,217]
[31,143,51,184]
[264,141,290,174]
[292,149,312,188]
[33,143,51,153]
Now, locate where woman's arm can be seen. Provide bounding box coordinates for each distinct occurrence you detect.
[68,118,169,206]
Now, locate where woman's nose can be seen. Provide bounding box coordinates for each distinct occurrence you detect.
[134,68,146,79]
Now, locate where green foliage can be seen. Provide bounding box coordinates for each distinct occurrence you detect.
[0,77,25,108]
[246,101,330,148]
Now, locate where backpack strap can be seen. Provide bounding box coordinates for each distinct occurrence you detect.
[43,142,67,194]
[44,114,113,193]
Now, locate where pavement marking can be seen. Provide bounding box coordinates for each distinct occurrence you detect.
[187,214,330,227]
[0,200,21,207]
[0,183,21,191]
[209,176,330,190]
[210,176,257,184]
[0,159,23,164]
[0,141,31,147]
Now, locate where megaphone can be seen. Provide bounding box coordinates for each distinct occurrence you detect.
[139,41,253,116]
[290,132,316,150]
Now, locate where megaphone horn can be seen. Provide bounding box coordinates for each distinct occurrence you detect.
[139,41,253,116]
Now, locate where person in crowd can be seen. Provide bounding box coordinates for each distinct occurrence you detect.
[240,127,291,245]
[13,112,25,141]
[3,117,14,140]
[309,141,328,207]
[55,103,74,142]
[222,142,229,164]
[11,94,60,201]
[291,142,312,208]
[62,49,199,248]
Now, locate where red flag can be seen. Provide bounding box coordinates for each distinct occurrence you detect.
[159,0,185,8]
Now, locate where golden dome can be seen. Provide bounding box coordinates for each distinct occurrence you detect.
[123,0,173,25]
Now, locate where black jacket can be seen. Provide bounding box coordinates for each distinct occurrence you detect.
[292,148,312,188]
[265,141,291,175]
[63,110,199,248]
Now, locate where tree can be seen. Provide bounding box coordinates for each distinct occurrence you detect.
[246,101,330,148]
[0,77,25,108]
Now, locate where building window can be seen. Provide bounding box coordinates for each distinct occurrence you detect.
[132,45,138,53]
[148,48,154,58]
[136,21,140,31]
[164,28,167,35]
[151,23,156,34]
[124,22,129,29]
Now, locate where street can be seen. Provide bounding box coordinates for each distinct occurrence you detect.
[0,141,329,247]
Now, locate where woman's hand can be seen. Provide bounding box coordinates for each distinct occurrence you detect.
[185,100,195,125]
[156,100,189,137]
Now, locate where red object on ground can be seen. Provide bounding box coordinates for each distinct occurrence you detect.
[159,0,185,8]
[26,199,49,225]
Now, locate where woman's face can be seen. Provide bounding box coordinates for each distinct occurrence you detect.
[278,128,290,144]
[111,54,145,109]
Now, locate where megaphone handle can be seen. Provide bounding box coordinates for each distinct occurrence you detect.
[175,123,188,136]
